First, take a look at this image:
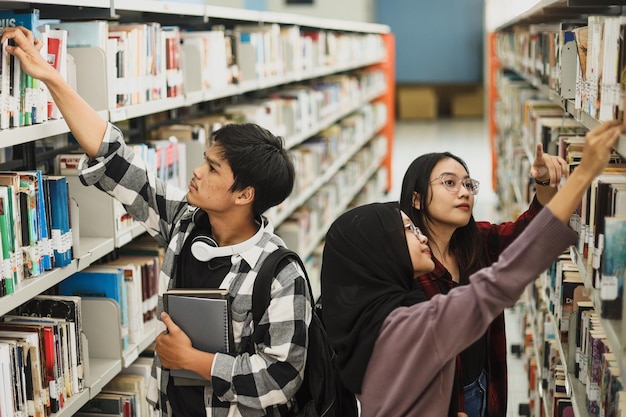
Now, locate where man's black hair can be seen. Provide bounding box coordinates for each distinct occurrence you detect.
[213,123,295,217]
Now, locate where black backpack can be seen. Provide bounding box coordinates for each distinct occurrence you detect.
[251,247,358,417]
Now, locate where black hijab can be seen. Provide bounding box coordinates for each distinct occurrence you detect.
[321,202,427,394]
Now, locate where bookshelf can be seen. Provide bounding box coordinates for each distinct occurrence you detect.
[486,1,626,416]
[0,2,395,416]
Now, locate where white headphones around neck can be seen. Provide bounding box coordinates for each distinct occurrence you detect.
[190,209,265,262]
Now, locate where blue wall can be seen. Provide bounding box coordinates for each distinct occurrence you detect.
[244,0,267,10]
[376,0,484,84]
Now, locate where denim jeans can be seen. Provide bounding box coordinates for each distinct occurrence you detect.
[463,369,488,417]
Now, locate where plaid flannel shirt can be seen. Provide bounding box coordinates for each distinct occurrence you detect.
[414,196,543,417]
[78,123,311,417]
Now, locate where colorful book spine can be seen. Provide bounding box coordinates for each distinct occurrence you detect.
[600,216,626,319]
[0,186,15,294]
[18,173,41,277]
[44,176,72,267]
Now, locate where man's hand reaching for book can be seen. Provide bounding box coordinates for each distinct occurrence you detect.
[1,26,59,84]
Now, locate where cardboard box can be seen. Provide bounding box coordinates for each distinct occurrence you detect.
[451,86,484,117]
[397,85,438,120]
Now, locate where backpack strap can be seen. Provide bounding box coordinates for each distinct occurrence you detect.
[251,247,313,335]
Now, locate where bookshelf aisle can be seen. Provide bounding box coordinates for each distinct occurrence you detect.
[485,0,626,416]
[0,1,395,416]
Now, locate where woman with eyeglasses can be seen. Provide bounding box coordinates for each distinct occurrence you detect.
[320,120,623,417]
[397,143,568,417]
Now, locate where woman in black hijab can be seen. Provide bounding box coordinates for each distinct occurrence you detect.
[320,118,622,417]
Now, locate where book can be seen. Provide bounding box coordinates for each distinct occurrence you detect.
[163,289,234,382]
[79,391,125,416]
[15,171,42,278]
[600,216,626,319]
[0,341,15,417]
[100,258,144,345]
[19,170,52,271]
[45,28,68,119]
[0,34,9,129]
[0,185,16,294]
[104,374,147,417]
[44,175,72,267]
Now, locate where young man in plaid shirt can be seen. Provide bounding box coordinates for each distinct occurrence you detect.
[3,26,312,417]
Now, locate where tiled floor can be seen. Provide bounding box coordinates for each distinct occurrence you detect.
[390,118,529,417]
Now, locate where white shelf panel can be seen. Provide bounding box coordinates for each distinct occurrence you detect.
[204,4,264,22]
[0,0,110,6]
[0,119,70,147]
[115,223,147,248]
[109,97,187,123]
[0,261,79,316]
[87,358,123,398]
[0,110,107,149]
[53,389,91,417]
[259,10,390,34]
[0,235,118,317]
[113,0,205,16]
[75,237,116,270]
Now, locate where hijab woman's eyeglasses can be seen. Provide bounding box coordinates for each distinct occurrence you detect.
[400,210,426,240]
[430,173,480,195]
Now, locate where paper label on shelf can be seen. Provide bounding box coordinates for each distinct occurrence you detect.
[588,383,599,401]
[600,275,618,300]
[2,259,11,279]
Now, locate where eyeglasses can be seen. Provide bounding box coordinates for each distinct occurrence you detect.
[430,173,480,195]
[400,210,425,240]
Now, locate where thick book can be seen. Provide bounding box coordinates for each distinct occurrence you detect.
[600,216,626,319]
[163,289,234,382]
[0,185,16,294]
[44,175,72,267]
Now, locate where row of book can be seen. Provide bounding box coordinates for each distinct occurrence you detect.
[148,66,386,153]
[0,67,386,300]
[493,73,624,216]
[76,357,158,417]
[0,9,70,129]
[0,294,86,417]
[495,14,626,123]
[57,237,162,352]
[522,263,626,417]
[276,134,388,261]
[0,138,183,300]
[0,172,73,297]
[493,75,588,218]
[0,7,386,126]
[573,170,626,319]
[0,234,163,417]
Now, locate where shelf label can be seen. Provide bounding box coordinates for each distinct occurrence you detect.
[600,275,618,300]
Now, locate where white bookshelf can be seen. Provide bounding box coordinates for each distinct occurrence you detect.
[487,1,626,416]
[0,2,394,416]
